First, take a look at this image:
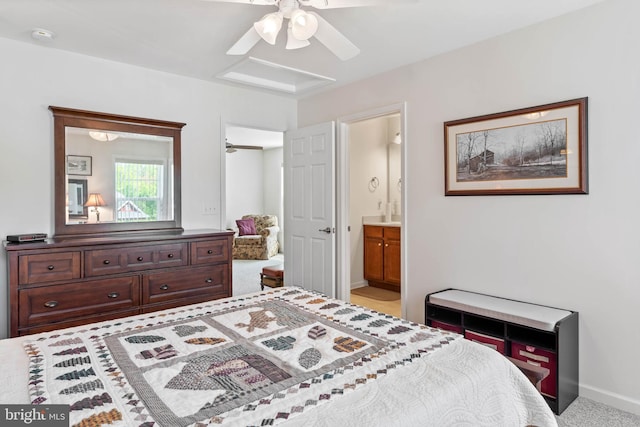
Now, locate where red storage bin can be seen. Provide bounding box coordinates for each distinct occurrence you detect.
[430,320,462,333]
[511,342,557,398]
[464,330,506,354]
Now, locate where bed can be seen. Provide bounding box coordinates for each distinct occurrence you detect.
[0,287,557,426]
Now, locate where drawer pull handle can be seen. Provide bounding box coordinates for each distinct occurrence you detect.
[159,284,169,290]
[167,253,174,258]
[47,265,55,271]
[207,250,213,254]
[107,292,120,299]
[44,301,59,308]
[205,278,213,283]
[137,256,144,262]
[103,260,111,265]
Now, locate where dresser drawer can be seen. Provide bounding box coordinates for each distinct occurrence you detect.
[85,243,188,276]
[143,265,229,305]
[191,239,230,265]
[19,276,140,328]
[18,252,81,285]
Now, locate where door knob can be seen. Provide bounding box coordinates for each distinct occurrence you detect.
[318,227,332,234]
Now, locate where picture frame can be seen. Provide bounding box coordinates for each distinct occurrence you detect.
[444,97,588,196]
[67,178,88,219]
[66,155,92,176]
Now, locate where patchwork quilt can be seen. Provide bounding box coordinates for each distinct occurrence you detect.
[25,287,460,426]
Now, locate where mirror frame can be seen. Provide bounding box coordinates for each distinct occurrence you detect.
[51,106,185,238]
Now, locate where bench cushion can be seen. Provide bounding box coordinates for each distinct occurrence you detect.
[429,290,572,332]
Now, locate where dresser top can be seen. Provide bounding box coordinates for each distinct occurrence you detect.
[4,229,233,251]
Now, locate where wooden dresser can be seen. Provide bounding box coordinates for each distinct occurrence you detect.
[5,229,233,337]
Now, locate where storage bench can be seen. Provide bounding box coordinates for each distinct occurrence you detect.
[425,289,578,415]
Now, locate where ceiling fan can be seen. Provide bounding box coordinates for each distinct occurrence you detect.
[204,0,393,60]
[226,140,264,153]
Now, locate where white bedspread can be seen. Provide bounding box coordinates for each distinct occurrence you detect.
[0,287,557,427]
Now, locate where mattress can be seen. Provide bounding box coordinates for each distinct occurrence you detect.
[0,287,557,426]
[429,289,572,332]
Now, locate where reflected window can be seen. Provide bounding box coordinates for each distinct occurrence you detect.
[115,159,168,222]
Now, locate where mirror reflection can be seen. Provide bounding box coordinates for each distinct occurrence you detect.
[65,127,174,225]
[51,106,184,238]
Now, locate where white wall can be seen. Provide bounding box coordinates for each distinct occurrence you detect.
[0,37,296,338]
[263,147,284,250]
[299,0,640,415]
[225,149,265,228]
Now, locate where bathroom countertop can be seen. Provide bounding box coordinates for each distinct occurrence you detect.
[362,221,401,227]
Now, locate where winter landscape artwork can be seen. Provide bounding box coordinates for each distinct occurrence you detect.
[444,98,588,195]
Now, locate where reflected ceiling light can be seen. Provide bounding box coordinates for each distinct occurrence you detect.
[523,111,549,120]
[89,131,119,142]
[254,12,284,45]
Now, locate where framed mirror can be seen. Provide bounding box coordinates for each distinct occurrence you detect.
[51,106,185,238]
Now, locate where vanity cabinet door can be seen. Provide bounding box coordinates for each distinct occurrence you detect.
[383,236,401,285]
[364,234,384,282]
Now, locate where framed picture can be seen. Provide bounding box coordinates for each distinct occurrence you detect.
[444,98,588,195]
[68,178,88,219]
[67,155,92,176]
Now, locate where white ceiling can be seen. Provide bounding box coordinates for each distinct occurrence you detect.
[226,125,283,149]
[0,0,605,97]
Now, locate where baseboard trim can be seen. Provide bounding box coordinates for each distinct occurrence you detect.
[579,384,640,416]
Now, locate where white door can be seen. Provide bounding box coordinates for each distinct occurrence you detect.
[283,122,335,297]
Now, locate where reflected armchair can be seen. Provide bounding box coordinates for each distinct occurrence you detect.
[232,214,280,260]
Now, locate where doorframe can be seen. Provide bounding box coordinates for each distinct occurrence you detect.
[336,102,407,318]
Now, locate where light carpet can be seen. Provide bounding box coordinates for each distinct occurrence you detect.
[232,253,284,297]
[557,396,640,426]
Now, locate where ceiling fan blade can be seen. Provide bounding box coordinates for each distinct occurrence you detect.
[227,142,263,150]
[234,145,263,150]
[227,26,262,55]
[308,11,359,60]
[300,0,415,9]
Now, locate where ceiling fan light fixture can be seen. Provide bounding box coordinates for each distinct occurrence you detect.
[290,9,318,40]
[286,27,311,49]
[254,12,283,45]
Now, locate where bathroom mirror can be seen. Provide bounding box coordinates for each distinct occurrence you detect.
[51,106,185,238]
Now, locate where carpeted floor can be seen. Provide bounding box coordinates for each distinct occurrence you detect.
[557,397,640,426]
[232,254,284,297]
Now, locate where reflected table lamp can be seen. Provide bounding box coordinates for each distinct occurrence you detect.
[84,193,106,222]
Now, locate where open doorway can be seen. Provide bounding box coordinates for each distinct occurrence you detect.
[337,103,406,318]
[224,124,285,297]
